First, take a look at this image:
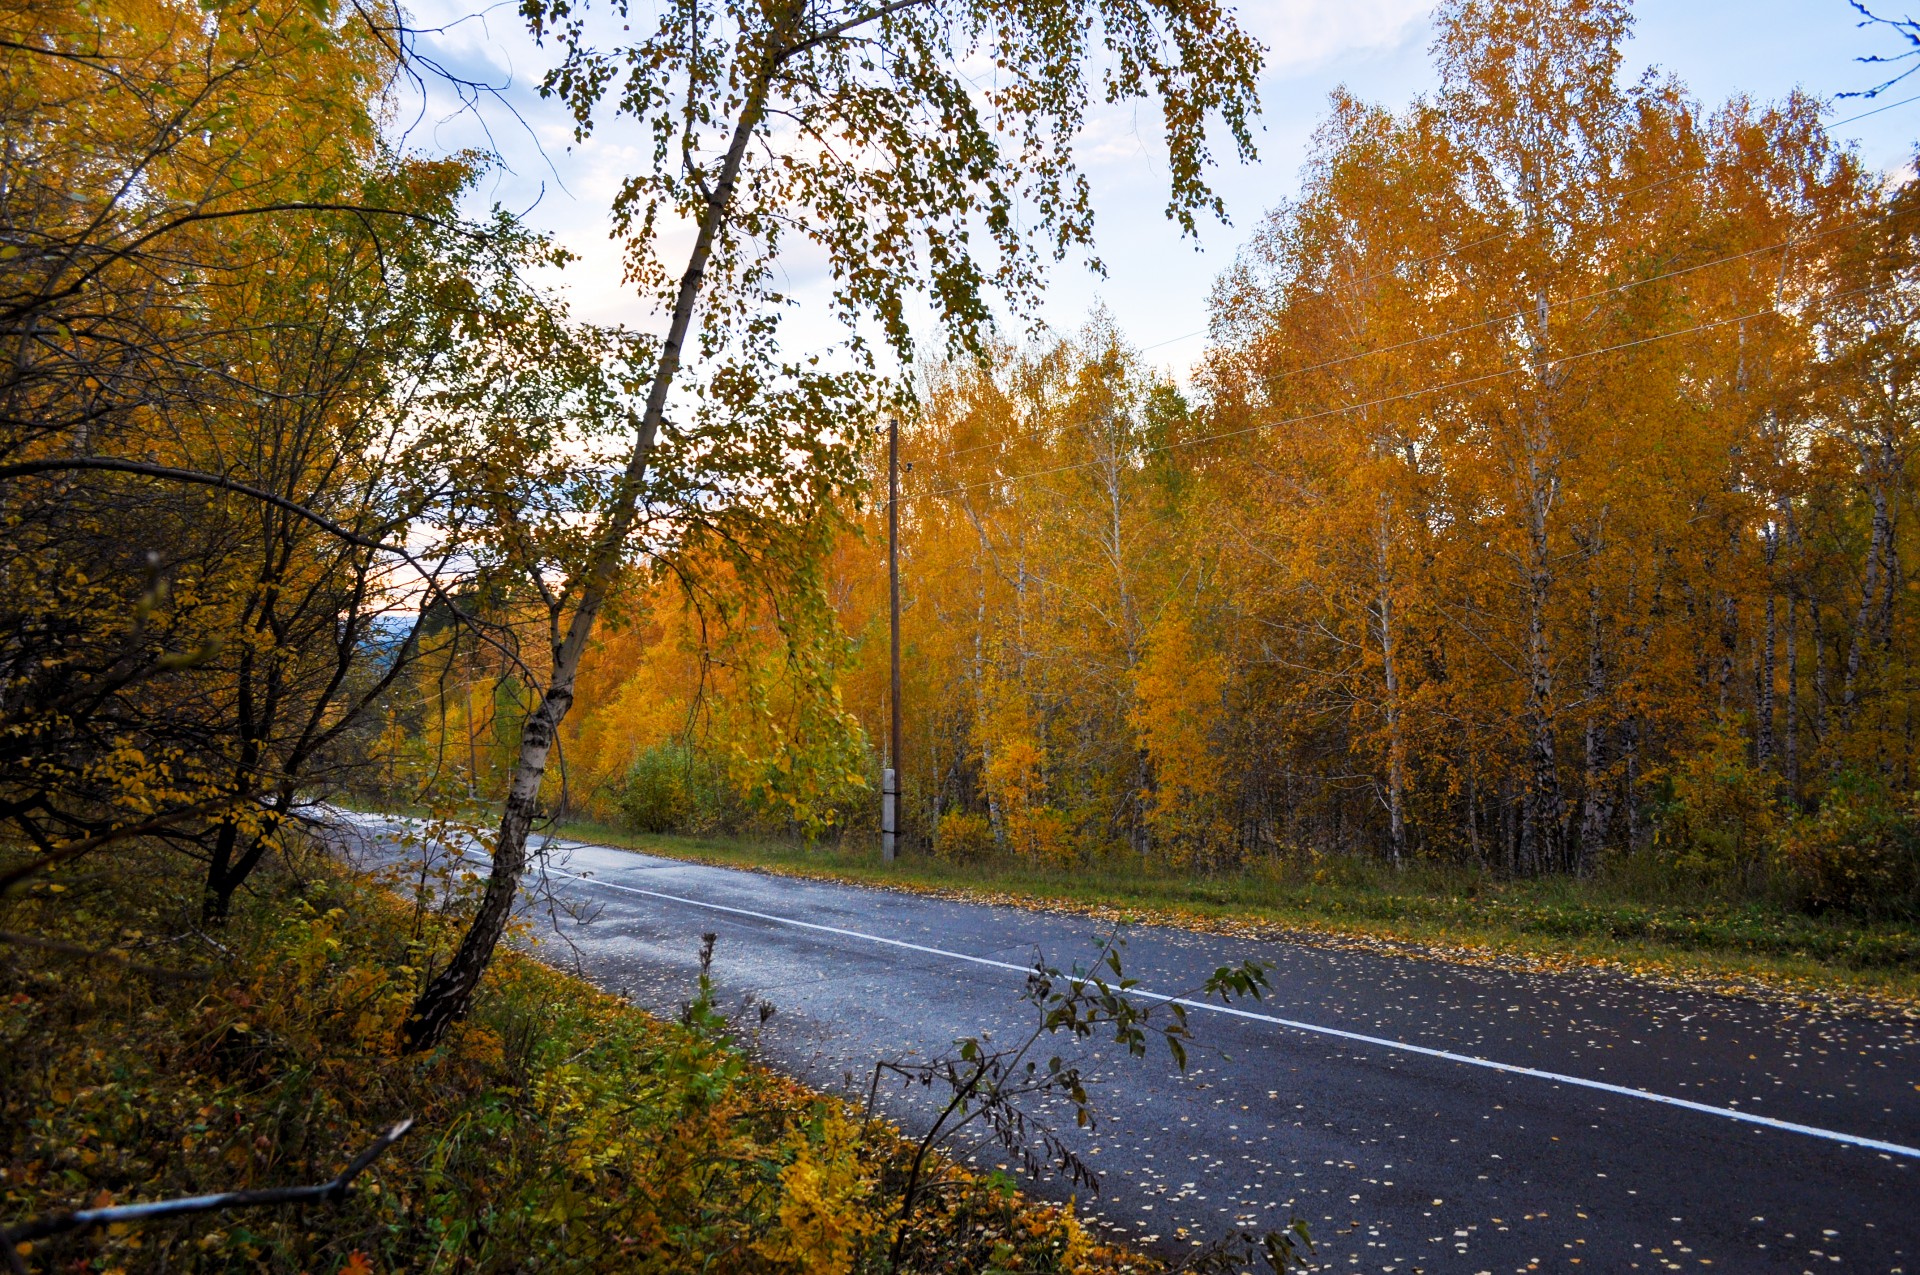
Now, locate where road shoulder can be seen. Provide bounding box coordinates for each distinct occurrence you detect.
[549,821,1920,1023]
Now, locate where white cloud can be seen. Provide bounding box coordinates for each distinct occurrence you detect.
[386,1,1444,369]
[1243,0,1434,73]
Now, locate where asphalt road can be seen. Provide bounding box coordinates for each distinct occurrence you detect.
[329,812,1919,1274]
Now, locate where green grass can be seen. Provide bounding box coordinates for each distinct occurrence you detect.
[551,818,1920,1010]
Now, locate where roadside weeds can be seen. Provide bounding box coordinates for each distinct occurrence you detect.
[1,840,1155,1274]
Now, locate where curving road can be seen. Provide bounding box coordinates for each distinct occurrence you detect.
[330,812,1918,1274]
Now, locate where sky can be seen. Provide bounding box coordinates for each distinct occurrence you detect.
[400,0,1920,381]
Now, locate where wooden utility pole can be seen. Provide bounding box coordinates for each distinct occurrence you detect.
[884,414,903,862]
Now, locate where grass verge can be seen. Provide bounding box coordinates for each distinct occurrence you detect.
[550,819,1920,1014]
[1,841,1148,1273]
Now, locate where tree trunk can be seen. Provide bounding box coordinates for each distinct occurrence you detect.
[1623,711,1643,851]
[204,818,241,923]
[1814,597,1830,752]
[1522,486,1562,875]
[1577,582,1610,875]
[1874,438,1900,648]
[1374,507,1407,866]
[1519,293,1564,874]
[401,30,791,1052]
[960,503,1006,848]
[1465,753,1483,869]
[1785,592,1799,796]
[1757,525,1778,769]
[1717,588,1737,714]
[1759,592,1777,766]
[1502,779,1519,876]
[1843,478,1890,721]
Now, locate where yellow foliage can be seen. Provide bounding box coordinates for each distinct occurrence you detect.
[755,1109,881,1274]
[1655,717,1782,883]
[935,809,995,861]
[1132,604,1230,865]
[1053,1199,1096,1273]
[8,844,1161,1273]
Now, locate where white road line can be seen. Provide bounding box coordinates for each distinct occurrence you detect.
[551,861,1920,1161]
[404,824,1920,1163]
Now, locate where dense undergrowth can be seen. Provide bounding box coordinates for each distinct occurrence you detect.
[551,817,1920,1004]
[0,842,1143,1273]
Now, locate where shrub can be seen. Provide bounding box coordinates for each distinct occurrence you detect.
[935,809,995,862]
[619,743,698,833]
[1653,717,1781,887]
[1777,774,1920,917]
[1019,806,1084,868]
[808,748,881,843]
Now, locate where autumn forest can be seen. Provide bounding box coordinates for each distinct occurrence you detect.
[404,3,1920,919]
[5,0,1920,1266]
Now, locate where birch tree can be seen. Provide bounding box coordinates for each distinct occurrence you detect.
[403,0,1264,1047]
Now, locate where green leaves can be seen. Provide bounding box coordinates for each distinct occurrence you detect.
[874,924,1274,1250]
[524,0,1262,376]
[1203,957,1271,1003]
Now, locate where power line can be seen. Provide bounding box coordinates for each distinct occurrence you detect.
[919,96,1918,473]
[914,283,1880,506]
[922,222,1846,471]
[1833,88,1920,127]
[1138,326,1208,352]
[1102,91,1918,367]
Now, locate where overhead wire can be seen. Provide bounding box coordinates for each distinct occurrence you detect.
[1833,87,1920,126]
[928,223,1842,467]
[911,280,1886,506]
[1111,88,1920,361]
[926,94,1918,469]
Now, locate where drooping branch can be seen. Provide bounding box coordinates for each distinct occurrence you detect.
[1845,1,1920,98]
[0,796,250,897]
[778,0,935,62]
[0,457,400,551]
[0,455,539,682]
[0,203,459,323]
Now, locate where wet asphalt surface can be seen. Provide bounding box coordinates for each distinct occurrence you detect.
[331,813,1919,1273]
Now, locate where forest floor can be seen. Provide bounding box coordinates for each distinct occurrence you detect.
[0,840,1144,1274]
[552,819,1920,1014]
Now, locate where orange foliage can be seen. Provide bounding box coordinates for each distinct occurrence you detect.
[533,0,1920,885]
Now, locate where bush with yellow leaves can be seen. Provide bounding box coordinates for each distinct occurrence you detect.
[755,1109,879,1273]
[933,809,995,863]
[1776,774,1920,918]
[1652,716,1782,889]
